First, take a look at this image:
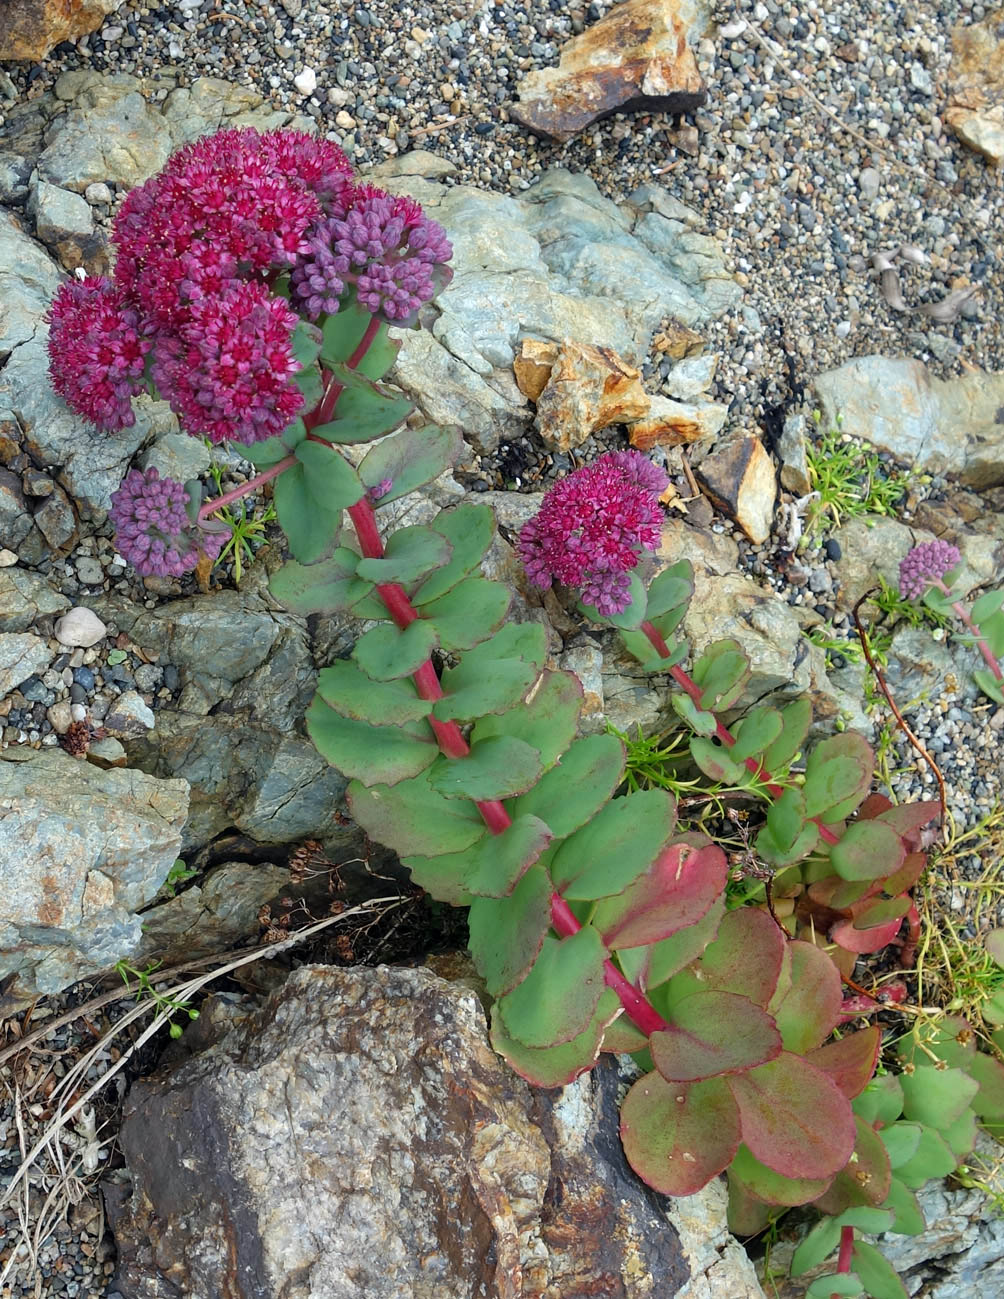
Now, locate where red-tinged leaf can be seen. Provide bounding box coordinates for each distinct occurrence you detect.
[768,939,843,1052]
[620,1072,741,1196]
[650,991,782,1082]
[490,989,619,1087]
[591,840,727,951]
[856,792,893,819]
[875,800,941,842]
[644,891,726,987]
[697,907,787,1006]
[600,1014,650,1055]
[467,864,552,997]
[881,851,927,897]
[465,813,553,898]
[728,1052,856,1180]
[807,1027,881,1099]
[496,927,607,1048]
[728,1143,834,1207]
[726,1175,774,1236]
[830,820,906,883]
[551,789,678,900]
[811,1117,892,1214]
[830,915,904,954]
[850,896,912,930]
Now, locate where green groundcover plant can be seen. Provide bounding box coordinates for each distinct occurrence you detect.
[48,128,1004,1298]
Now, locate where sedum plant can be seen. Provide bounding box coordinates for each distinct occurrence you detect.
[47,128,1004,1299]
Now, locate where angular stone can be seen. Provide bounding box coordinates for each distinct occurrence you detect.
[664,351,718,401]
[534,339,651,452]
[0,632,53,694]
[0,567,70,632]
[945,10,1004,165]
[514,337,559,402]
[37,92,173,192]
[0,0,120,61]
[778,412,813,496]
[0,468,32,550]
[0,151,32,204]
[628,394,728,450]
[651,319,705,359]
[28,178,92,246]
[694,435,777,544]
[109,964,763,1299]
[0,209,63,363]
[513,0,706,143]
[140,429,212,485]
[0,748,189,1012]
[33,480,78,551]
[104,689,156,739]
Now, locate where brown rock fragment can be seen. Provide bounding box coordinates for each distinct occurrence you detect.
[513,338,559,402]
[512,0,706,143]
[944,10,1004,165]
[652,320,704,358]
[693,434,777,544]
[0,0,121,61]
[533,340,650,451]
[628,394,728,450]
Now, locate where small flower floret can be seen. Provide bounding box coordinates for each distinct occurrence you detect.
[898,540,962,600]
[109,467,224,577]
[519,450,669,616]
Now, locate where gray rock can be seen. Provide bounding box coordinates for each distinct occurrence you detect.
[0,566,70,632]
[0,631,53,694]
[0,151,32,204]
[0,748,189,1012]
[109,964,764,1299]
[0,208,62,362]
[812,357,1004,488]
[664,351,718,401]
[104,689,156,738]
[140,429,212,484]
[0,466,33,550]
[28,177,93,244]
[778,411,812,496]
[37,91,173,192]
[160,76,265,146]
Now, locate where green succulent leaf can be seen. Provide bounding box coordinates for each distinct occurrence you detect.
[691,639,750,712]
[306,697,436,786]
[811,1115,892,1214]
[725,1175,773,1237]
[767,939,843,1053]
[970,587,1004,624]
[293,439,366,514]
[293,361,324,408]
[650,992,782,1082]
[756,788,819,867]
[730,706,784,762]
[761,697,812,774]
[347,769,486,858]
[893,1124,957,1189]
[805,1275,863,1299]
[312,372,413,443]
[879,1122,922,1169]
[320,299,398,378]
[471,669,583,771]
[433,658,540,723]
[273,462,344,564]
[427,736,542,801]
[422,577,511,651]
[592,839,727,951]
[269,547,373,615]
[689,736,744,784]
[973,668,1004,705]
[881,1177,926,1235]
[672,693,718,736]
[940,1107,978,1161]
[802,732,874,823]
[242,433,294,467]
[467,863,553,997]
[619,626,677,670]
[352,618,439,681]
[550,789,678,900]
[357,423,464,505]
[512,733,627,840]
[694,907,786,1006]
[580,571,648,629]
[850,1241,909,1299]
[853,1075,904,1127]
[646,560,694,619]
[632,893,725,989]
[830,819,906,882]
[899,1067,979,1130]
[727,1052,856,1180]
[620,1072,741,1197]
[291,319,323,367]
[355,525,451,585]
[465,814,554,897]
[412,504,496,604]
[490,989,620,1088]
[496,927,606,1048]
[730,1146,833,1211]
[790,1217,842,1275]
[400,849,474,906]
[315,659,432,725]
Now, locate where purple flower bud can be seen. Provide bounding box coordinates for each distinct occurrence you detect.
[518,450,668,616]
[898,540,962,600]
[367,477,393,502]
[109,467,225,578]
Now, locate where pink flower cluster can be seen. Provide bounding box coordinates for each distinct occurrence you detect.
[109,467,224,577]
[289,188,452,323]
[898,540,962,600]
[519,450,669,616]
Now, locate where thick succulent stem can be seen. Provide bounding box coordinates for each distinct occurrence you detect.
[932,578,1004,682]
[196,455,296,523]
[836,1225,854,1278]
[640,620,841,848]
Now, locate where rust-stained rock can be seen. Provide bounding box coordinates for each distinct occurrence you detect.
[944,10,1004,165]
[628,394,728,450]
[534,339,651,451]
[108,964,765,1299]
[652,320,705,358]
[512,0,706,143]
[693,434,777,544]
[0,0,121,61]
[513,337,559,402]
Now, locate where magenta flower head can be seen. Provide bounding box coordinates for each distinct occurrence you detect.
[519,450,669,616]
[109,467,225,577]
[898,540,962,600]
[47,277,153,430]
[150,281,304,445]
[289,185,452,322]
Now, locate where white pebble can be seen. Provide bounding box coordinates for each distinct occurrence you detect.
[294,67,317,96]
[720,19,747,39]
[0,548,17,567]
[84,182,113,205]
[70,704,88,723]
[55,607,107,648]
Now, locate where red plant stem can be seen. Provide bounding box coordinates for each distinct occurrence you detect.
[641,620,841,848]
[196,455,296,523]
[836,1225,854,1275]
[932,579,1004,682]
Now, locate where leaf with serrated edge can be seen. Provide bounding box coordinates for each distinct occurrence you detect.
[306,698,436,787]
[620,1072,741,1197]
[850,1242,909,1299]
[294,438,366,511]
[357,423,463,505]
[411,504,495,605]
[471,669,583,771]
[650,991,781,1082]
[490,989,620,1088]
[803,731,874,822]
[512,733,627,840]
[893,1125,957,1189]
[467,864,553,997]
[352,619,439,682]
[728,1052,856,1180]
[730,706,783,762]
[269,548,373,616]
[316,660,431,725]
[465,814,553,897]
[830,819,906,882]
[762,697,812,773]
[853,1075,904,1127]
[641,892,726,988]
[767,940,843,1052]
[428,737,542,802]
[355,526,451,585]
[646,560,694,617]
[899,1067,979,1129]
[790,1217,842,1275]
[496,928,606,1048]
[433,658,540,723]
[347,770,485,858]
[400,849,474,906]
[422,577,510,651]
[593,840,727,950]
[551,789,678,900]
[695,907,786,1007]
[810,1117,892,1215]
[273,463,342,564]
[882,1178,926,1235]
[807,1027,881,1099]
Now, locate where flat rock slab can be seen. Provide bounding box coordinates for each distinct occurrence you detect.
[945,10,1004,165]
[109,963,763,1299]
[513,0,706,142]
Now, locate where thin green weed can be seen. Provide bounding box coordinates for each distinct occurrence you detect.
[803,414,907,536]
